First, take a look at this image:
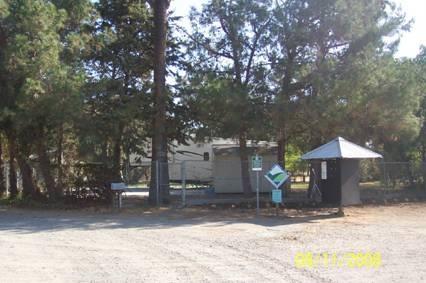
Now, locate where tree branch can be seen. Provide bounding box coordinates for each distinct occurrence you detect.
[244,17,272,86]
[177,26,234,59]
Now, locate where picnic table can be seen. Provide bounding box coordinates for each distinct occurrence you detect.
[110,183,148,208]
[111,183,127,208]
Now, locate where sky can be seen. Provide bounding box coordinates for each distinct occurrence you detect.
[170,0,426,58]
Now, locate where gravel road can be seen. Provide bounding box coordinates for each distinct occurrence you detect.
[0,203,425,282]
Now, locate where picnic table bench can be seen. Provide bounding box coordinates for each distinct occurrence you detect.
[110,183,148,208]
[111,183,128,208]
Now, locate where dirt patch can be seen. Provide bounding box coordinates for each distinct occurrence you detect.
[0,203,425,282]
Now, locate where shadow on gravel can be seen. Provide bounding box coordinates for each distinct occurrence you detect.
[0,206,342,234]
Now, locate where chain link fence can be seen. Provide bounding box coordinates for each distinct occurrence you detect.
[358,160,426,202]
[1,158,426,205]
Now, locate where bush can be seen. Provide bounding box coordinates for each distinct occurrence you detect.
[65,163,118,204]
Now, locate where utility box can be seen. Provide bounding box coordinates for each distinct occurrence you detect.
[302,137,382,206]
[320,159,341,204]
[319,159,360,206]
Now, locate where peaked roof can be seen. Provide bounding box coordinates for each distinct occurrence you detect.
[301,137,383,160]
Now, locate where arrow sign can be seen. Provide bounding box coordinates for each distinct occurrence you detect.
[265,164,289,189]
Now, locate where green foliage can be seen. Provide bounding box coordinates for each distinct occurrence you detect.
[284,144,307,173]
[185,0,272,140]
[325,55,420,157]
[185,0,274,194]
[79,0,154,167]
[269,0,414,157]
[1,0,87,129]
[0,0,91,199]
[412,47,426,173]
[1,0,426,201]
[187,76,269,139]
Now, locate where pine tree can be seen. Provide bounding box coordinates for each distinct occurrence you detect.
[83,0,153,182]
[148,0,171,204]
[185,0,272,196]
[0,0,89,199]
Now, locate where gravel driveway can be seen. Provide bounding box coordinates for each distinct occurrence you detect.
[0,203,425,282]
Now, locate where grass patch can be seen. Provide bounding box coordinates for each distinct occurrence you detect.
[359,181,383,190]
[0,196,51,208]
[0,195,110,210]
[291,183,308,190]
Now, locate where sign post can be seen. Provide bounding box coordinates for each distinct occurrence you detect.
[265,164,289,216]
[272,189,282,216]
[251,155,262,215]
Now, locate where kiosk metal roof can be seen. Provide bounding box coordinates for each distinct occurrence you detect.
[301,137,383,160]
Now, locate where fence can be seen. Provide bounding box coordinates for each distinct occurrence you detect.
[1,159,426,205]
[121,159,426,205]
[359,160,426,189]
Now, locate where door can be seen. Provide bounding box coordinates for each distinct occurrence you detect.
[320,159,341,204]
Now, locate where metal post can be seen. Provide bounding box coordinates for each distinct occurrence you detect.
[383,161,387,188]
[118,192,122,209]
[256,171,259,216]
[5,164,9,196]
[181,161,186,207]
[156,160,160,206]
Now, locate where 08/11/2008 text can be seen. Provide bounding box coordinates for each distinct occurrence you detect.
[294,252,382,269]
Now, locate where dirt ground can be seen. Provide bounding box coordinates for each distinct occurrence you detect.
[0,203,425,283]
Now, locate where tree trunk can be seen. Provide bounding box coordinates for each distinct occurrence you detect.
[100,140,107,164]
[16,153,36,198]
[56,124,64,193]
[277,127,286,169]
[112,123,124,181]
[36,135,57,200]
[0,137,6,197]
[149,0,170,205]
[277,139,285,169]
[275,49,293,167]
[7,134,18,199]
[277,135,290,192]
[239,134,252,196]
[422,143,426,190]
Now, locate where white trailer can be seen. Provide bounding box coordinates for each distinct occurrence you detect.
[129,138,235,183]
[128,139,278,189]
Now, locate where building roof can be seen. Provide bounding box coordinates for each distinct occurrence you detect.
[301,137,383,160]
[213,142,277,156]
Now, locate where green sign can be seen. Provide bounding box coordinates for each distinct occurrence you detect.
[251,155,262,171]
[265,164,289,189]
[272,189,282,204]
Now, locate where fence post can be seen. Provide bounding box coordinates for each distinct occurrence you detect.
[156,160,160,206]
[256,170,259,216]
[423,162,426,190]
[5,164,9,196]
[383,161,387,189]
[181,160,186,207]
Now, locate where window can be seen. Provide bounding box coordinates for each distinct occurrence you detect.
[203,152,210,161]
